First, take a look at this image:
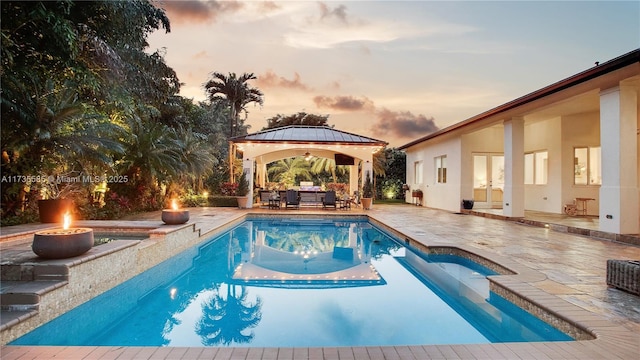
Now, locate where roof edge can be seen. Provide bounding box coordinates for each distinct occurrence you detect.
[398,48,640,150]
[230,125,388,146]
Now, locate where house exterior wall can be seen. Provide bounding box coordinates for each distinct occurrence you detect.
[524,118,563,213]
[401,50,638,234]
[405,136,462,212]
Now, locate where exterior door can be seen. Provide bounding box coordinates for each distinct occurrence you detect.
[473,154,505,208]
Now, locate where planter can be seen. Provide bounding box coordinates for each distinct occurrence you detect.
[461,199,474,210]
[237,196,250,209]
[361,197,373,210]
[38,199,73,223]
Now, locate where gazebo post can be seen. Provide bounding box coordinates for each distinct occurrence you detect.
[243,157,255,208]
[228,142,235,183]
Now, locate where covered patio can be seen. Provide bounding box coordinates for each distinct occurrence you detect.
[229,125,387,208]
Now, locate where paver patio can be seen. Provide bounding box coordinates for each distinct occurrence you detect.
[1,204,639,359]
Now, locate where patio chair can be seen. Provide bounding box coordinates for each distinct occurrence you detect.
[285,189,300,209]
[258,190,271,208]
[339,193,352,210]
[322,191,337,209]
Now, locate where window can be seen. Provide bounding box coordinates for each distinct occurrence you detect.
[524,151,548,185]
[414,161,423,184]
[574,147,601,185]
[435,155,447,183]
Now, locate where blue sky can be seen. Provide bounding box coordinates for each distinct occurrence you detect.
[148,1,639,146]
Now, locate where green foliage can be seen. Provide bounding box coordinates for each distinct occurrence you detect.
[375,148,406,199]
[179,190,208,208]
[363,172,373,198]
[209,196,239,207]
[220,182,239,196]
[263,112,330,130]
[236,172,250,197]
[267,158,311,188]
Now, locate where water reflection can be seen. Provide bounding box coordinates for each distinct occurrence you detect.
[193,220,394,346]
[196,284,262,345]
[230,221,390,287]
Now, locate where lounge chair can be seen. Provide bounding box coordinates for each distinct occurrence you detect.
[322,191,337,209]
[285,189,300,209]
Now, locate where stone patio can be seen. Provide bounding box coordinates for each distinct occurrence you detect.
[1,204,639,359]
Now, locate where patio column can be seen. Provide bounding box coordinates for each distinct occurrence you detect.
[255,162,267,189]
[599,85,639,234]
[503,117,525,217]
[243,158,255,208]
[349,165,359,196]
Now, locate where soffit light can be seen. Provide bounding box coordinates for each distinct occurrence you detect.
[304,152,313,161]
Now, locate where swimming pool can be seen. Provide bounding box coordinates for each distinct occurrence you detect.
[11,217,572,347]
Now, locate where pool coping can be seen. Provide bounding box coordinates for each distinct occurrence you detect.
[1,212,639,359]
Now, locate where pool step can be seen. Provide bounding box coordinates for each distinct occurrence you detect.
[0,279,68,331]
[1,263,69,282]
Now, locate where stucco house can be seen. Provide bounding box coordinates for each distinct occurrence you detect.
[399,49,639,236]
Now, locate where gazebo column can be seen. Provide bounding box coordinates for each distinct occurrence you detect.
[599,85,638,234]
[243,158,255,208]
[349,165,359,196]
[255,162,267,189]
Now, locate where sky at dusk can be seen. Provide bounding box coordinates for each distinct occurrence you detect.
[147,1,640,147]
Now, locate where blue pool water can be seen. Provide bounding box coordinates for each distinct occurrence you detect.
[12,217,572,347]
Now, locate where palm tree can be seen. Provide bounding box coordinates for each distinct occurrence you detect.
[175,126,218,191]
[118,115,183,187]
[1,78,124,214]
[309,157,347,183]
[267,158,311,188]
[204,72,264,137]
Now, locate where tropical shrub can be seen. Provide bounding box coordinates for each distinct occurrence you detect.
[220,182,239,196]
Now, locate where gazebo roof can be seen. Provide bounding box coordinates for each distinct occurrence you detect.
[230,125,387,146]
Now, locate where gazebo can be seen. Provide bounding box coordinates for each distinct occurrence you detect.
[229,125,387,207]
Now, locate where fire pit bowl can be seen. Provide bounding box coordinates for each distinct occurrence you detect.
[32,228,94,259]
[162,209,190,225]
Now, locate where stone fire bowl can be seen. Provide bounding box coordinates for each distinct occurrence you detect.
[162,209,190,225]
[32,228,94,259]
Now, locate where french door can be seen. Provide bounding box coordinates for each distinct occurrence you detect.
[472,154,504,208]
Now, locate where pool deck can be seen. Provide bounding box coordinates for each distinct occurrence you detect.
[1,204,639,359]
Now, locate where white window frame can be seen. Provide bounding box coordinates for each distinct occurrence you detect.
[414,161,423,185]
[574,146,601,185]
[435,155,447,184]
[524,150,548,185]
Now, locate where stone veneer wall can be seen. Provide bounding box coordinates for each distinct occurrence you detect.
[0,220,244,345]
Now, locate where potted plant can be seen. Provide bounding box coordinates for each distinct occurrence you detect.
[236,172,250,208]
[411,188,423,206]
[361,172,373,210]
[38,175,75,223]
[461,199,474,210]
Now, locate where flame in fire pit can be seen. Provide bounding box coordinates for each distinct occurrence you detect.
[171,199,179,210]
[63,212,72,230]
